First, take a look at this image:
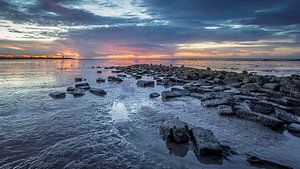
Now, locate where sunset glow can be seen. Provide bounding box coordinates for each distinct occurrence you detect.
[0,0,299,59]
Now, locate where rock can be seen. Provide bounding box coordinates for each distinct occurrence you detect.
[108,76,123,83]
[247,155,293,169]
[263,83,280,90]
[212,85,228,92]
[171,88,190,96]
[241,83,261,92]
[190,127,223,156]
[75,77,82,82]
[159,119,189,143]
[288,123,300,133]
[75,82,90,89]
[90,88,107,96]
[190,93,205,99]
[134,75,142,79]
[66,86,75,93]
[73,88,85,97]
[249,101,274,115]
[111,70,123,73]
[96,78,105,83]
[201,97,231,107]
[275,109,299,124]
[97,71,102,73]
[236,103,285,130]
[161,91,185,100]
[218,105,235,116]
[49,91,66,99]
[136,80,155,87]
[150,92,160,98]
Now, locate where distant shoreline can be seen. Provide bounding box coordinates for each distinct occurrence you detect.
[0,57,300,61]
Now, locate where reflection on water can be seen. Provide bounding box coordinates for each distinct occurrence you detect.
[110,101,129,122]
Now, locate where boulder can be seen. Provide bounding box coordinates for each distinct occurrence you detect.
[73,88,85,97]
[96,78,105,83]
[90,88,107,96]
[136,80,155,87]
[75,77,82,82]
[236,103,285,130]
[247,155,293,169]
[66,86,75,93]
[190,127,223,156]
[263,83,279,90]
[108,76,123,83]
[218,105,235,116]
[275,109,299,124]
[159,119,189,143]
[241,83,261,91]
[201,97,231,107]
[49,91,66,99]
[288,123,300,133]
[161,91,185,100]
[150,92,160,98]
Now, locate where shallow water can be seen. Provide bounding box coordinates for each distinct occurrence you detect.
[0,59,300,169]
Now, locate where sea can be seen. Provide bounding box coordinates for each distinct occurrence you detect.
[0,59,300,169]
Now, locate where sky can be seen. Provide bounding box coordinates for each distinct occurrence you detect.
[0,0,300,59]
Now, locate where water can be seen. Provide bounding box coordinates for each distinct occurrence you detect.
[0,59,300,169]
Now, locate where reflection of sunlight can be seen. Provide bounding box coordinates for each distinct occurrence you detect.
[56,59,80,68]
[110,102,129,122]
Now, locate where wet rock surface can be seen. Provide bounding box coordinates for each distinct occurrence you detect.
[2,63,300,169]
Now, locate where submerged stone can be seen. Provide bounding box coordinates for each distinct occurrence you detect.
[90,88,107,96]
[136,80,155,87]
[159,119,189,144]
[150,92,160,98]
[73,88,85,97]
[49,91,66,99]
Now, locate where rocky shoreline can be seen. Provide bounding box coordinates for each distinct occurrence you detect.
[49,64,300,169]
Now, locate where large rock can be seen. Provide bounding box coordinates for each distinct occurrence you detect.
[96,78,105,83]
[159,119,189,143]
[236,103,285,130]
[275,109,299,124]
[263,83,279,90]
[90,88,107,96]
[249,101,274,115]
[73,88,85,97]
[247,155,293,169]
[75,82,90,90]
[190,127,223,156]
[136,80,155,87]
[288,123,300,133]
[241,83,261,92]
[108,76,123,83]
[201,97,231,107]
[49,91,66,99]
[150,92,160,98]
[218,105,235,116]
[161,91,185,100]
[75,77,82,82]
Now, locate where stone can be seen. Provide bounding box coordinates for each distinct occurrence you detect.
[218,105,235,116]
[150,92,160,98]
[73,88,85,97]
[236,103,285,130]
[263,83,280,90]
[75,82,90,88]
[275,109,299,124]
[171,88,190,96]
[66,86,75,93]
[247,155,293,169]
[190,93,205,99]
[90,88,107,96]
[75,77,82,82]
[111,70,123,73]
[241,83,261,92]
[49,91,66,99]
[161,91,185,100]
[159,119,189,143]
[108,76,123,83]
[201,98,230,107]
[97,71,102,73]
[117,74,126,77]
[288,123,300,133]
[249,101,274,115]
[136,80,155,87]
[96,78,105,83]
[190,127,223,156]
